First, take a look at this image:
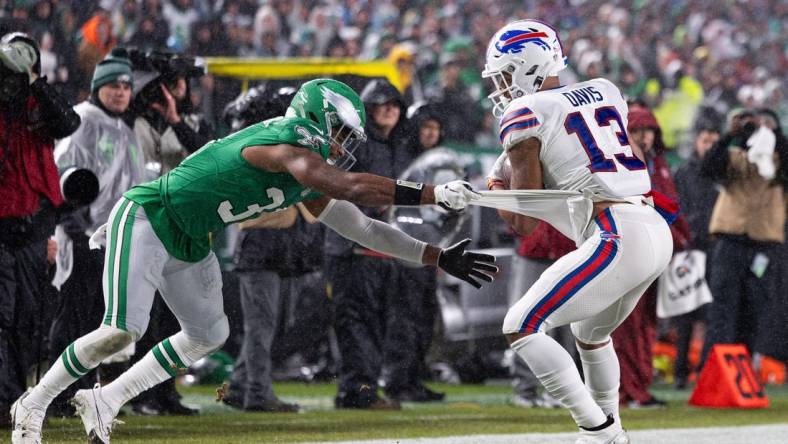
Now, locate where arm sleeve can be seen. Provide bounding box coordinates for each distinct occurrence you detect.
[29,77,81,139]
[317,199,427,264]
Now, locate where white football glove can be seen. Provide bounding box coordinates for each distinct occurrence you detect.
[486,152,512,190]
[434,180,480,211]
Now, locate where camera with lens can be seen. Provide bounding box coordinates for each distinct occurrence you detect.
[0,32,40,106]
[127,49,205,112]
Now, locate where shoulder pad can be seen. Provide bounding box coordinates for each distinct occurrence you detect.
[590,77,614,87]
[499,96,542,150]
[590,78,625,101]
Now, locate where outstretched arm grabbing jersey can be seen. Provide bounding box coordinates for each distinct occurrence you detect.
[242,143,497,288]
[242,142,476,209]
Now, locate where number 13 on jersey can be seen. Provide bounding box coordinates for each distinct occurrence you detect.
[565,106,646,173]
[564,106,650,197]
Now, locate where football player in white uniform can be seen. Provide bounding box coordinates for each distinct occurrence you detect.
[483,20,674,444]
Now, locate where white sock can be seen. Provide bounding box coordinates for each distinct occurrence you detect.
[101,332,208,410]
[100,347,173,410]
[26,328,121,410]
[25,357,79,411]
[576,340,620,423]
[511,333,607,428]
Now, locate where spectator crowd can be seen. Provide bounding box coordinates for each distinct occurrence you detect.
[0,0,786,427]
[0,0,784,143]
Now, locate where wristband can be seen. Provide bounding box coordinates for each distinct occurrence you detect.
[394,180,424,205]
[487,178,504,190]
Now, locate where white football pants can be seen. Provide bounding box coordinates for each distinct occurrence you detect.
[100,197,229,346]
[503,203,672,343]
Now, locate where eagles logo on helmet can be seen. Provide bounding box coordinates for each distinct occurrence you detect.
[286,79,367,170]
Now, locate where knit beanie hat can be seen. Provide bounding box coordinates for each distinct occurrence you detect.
[91,47,133,92]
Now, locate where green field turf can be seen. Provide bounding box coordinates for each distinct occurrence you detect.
[33,382,788,443]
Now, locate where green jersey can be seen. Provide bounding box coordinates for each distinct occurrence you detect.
[124,117,329,262]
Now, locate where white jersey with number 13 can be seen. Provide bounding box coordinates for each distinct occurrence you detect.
[498,77,651,198]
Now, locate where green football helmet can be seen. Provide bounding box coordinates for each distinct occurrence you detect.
[286,78,367,170]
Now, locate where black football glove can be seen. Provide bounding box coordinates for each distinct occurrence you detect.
[437,238,498,289]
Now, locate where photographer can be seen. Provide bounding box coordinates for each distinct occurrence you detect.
[381,102,446,403]
[328,79,413,410]
[125,50,212,416]
[48,47,145,416]
[0,32,80,426]
[222,85,325,413]
[700,108,788,368]
[131,51,212,175]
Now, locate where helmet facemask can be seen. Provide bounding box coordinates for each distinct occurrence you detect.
[484,59,557,118]
[484,64,521,118]
[327,113,366,170]
[321,85,366,170]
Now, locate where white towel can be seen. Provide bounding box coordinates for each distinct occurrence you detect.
[747,126,777,180]
[88,223,108,250]
[51,225,73,291]
[52,224,107,290]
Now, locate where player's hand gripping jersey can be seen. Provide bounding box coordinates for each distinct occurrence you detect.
[124,116,327,262]
[499,78,650,198]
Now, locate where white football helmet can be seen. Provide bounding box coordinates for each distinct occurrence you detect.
[482,20,567,117]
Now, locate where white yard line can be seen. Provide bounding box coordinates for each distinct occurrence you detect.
[301,423,788,444]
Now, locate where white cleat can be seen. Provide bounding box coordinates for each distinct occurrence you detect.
[575,414,630,444]
[10,388,45,444]
[72,384,121,444]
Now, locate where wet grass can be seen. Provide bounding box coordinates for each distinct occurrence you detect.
[34,382,788,443]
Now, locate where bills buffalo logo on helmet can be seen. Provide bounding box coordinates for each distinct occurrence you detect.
[495,28,550,54]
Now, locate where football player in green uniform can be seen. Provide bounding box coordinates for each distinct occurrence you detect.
[10,79,496,444]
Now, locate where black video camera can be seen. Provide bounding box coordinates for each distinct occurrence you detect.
[128,49,204,113]
[128,49,204,81]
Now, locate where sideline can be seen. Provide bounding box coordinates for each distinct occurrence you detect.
[301,423,788,444]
